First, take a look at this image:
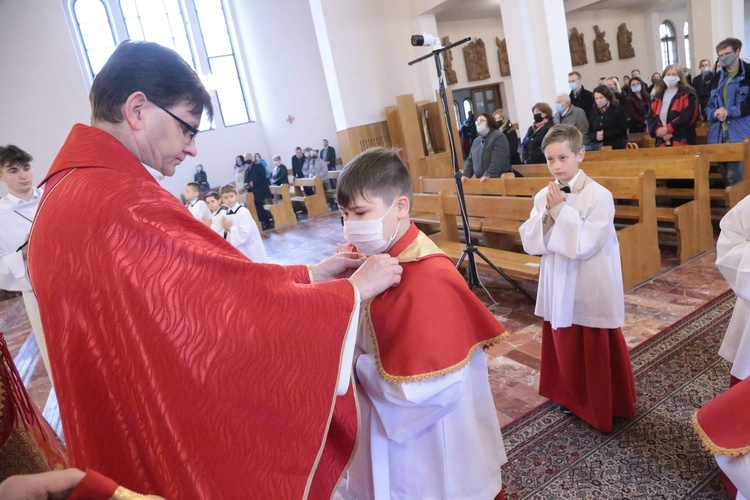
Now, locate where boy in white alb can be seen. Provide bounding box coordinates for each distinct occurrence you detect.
[337,148,508,500]
[184,182,210,220]
[0,145,52,379]
[202,190,225,231]
[218,184,267,263]
[519,124,636,433]
[715,194,750,386]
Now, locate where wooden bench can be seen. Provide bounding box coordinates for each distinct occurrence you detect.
[243,192,262,231]
[585,138,750,208]
[290,177,329,218]
[325,170,343,207]
[412,177,499,233]
[515,155,713,263]
[265,185,297,228]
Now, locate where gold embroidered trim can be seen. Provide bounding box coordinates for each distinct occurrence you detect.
[396,231,445,263]
[692,411,750,457]
[112,486,149,499]
[365,305,508,383]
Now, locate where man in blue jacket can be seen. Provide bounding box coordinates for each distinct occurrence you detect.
[706,37,750,186]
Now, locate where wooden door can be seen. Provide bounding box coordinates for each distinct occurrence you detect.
[470,84,502,115]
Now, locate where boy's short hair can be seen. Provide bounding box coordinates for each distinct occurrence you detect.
[219,183,237,196]
[205,191,220,201]
[186,182,200,192]
[0,145,32,171]
[717,37,742,53]
[542,124,583,153]
[272,155,281,162]
[337,148,413,208]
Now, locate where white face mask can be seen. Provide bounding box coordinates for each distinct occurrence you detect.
[343,199,402,255]
[663,75,680,88]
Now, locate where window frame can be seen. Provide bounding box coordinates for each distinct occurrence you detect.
[683,21,690,70]
[659,20,677,68]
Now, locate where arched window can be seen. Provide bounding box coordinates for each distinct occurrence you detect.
[67,0,252,128]
[659,20,677,68]
[453,100,461,128]
[683,21,690,69]
[463,98,474,119]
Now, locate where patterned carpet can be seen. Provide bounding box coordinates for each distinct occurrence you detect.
[501,291,736,499]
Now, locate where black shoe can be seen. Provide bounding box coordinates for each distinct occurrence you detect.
[261,223,272,231]
[558,404,572,415]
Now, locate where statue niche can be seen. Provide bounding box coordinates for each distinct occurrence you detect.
[441,36,458,85]
[496,37,511,76]
[463,38,491,82]
[569,28,587,66]
[617,23,635,59]
[593,25,612,63]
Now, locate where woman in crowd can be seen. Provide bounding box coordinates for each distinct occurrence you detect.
[462,113,511,180]
[646,64,699,147]
[521,103,554,164]
[589,86,629,150]
[270,155,289,186]
[233,155,246,192]
[193,163,210,192]
[605,77,628,104]
[254,152,270,178]
[625,76,651,133]
[493,109,521,165]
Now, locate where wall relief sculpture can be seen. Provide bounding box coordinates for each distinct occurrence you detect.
[617,23,635,59]
[569,28,587,66]
[441,36,458,85]
[463,38,490,82]
[496,37,511,76]
[593,25,612,63]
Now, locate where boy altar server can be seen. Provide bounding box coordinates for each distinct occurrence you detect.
[519,124,636,433]
[715,195,750,386]
[218,184,267,263]
[337,147,508,500]
[183,181,210,220]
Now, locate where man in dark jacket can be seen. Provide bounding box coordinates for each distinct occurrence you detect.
[245,157,273,230]
[693,59,716,121]
[320,139,337,171]
[706,37,750,185]
[291,146,305,178]
[568,71,595,113]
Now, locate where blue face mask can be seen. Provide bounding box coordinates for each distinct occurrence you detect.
[700,66,710,73]
[569,82,579,91]
[631,85,642,93]
[555,103,564,113]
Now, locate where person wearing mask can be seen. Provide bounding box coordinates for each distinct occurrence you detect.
[625,76,651,133]
[521,103,555,164]
[706,37,750,185]
[623,75,631,88]
[605,77,627,104]
[493,109,521,165]
[553,94,590,147]
[646,64,699,147]
[233,154,246,192]
[693,59,716,121]
[193,163,209,192]
[461,113,511,182]
[254,153,270,178]
[648,72,661,94]
[291,146,305,178]
[588,86,628,150]
[682,67,693,86]
[568,71,595,113]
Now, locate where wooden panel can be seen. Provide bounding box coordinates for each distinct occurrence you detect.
[396,94,428,191]
[336,121,392,165]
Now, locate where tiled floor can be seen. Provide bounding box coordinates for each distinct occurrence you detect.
[1,212,729,438]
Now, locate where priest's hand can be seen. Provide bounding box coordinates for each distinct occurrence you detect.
[0,468,85,500]
[312,252,366,281]
[349,253,402,301]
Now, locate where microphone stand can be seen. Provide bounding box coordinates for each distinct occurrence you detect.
[409,38,534,306]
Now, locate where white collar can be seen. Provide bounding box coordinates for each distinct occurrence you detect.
[4,187,42,204]
[142,163,165,182]
[228,202,242,211]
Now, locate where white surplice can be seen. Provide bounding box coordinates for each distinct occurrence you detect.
[217,203,267,263]
[716,453,750,499]
[0,188,52,379]
[519,170,624,329]
[716,195,750,380]
[343,314,506,500]
[186,198,211,221]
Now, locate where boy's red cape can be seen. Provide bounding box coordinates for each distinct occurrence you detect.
[694,376,750,456]
[29,124,358,498]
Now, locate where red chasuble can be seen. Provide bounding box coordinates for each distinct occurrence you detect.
[28,124,358,498]
[367,223,507,382]
[694,376,750,457]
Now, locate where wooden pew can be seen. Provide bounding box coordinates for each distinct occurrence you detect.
[584,138,750,208]
[243,192,262,231]
[265,185,297,228]
[325,170,343,207]
[290,177,329,218]
[516,155,713,263]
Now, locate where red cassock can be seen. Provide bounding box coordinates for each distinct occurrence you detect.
[28,124,358,498]
[694,376,750,456]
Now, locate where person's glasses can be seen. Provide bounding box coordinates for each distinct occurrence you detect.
[155,104,199,142]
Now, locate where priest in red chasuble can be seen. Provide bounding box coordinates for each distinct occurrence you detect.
[26,40,402,499]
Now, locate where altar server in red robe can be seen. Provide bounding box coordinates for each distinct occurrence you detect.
[26,40,402,499]
[336,148,508,500]
[694,376,750,499]
[519,124,636,433]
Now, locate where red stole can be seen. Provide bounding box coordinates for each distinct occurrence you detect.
[28,124,357,498]
[694,376,750,456]
[367,223,507,382]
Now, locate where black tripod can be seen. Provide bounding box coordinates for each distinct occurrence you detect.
[408,37,534,305]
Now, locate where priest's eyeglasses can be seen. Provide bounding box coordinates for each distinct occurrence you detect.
[156,104,199,142]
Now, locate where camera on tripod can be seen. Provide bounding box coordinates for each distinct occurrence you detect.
[411,33,441,48]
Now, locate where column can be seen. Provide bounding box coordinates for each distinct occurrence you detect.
[689,0,744,71]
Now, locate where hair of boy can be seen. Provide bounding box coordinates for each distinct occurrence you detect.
[0,145,33,171]
[568,71,582,79]
[295,146,302,151]
[186,182,200,192]
[272,155,281,162]
[336,147,413,209]
[205,191,220,202]
[90,40,213,124]
[542,124,583,153]
[219,183,237,196]
[717,37,742,53]
[592,85,619,107]
[532,102,553,117]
